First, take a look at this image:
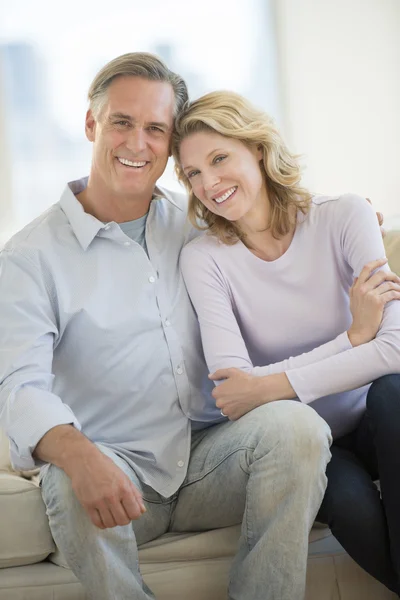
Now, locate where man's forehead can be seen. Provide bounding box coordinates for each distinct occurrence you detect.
[105,76,175,123]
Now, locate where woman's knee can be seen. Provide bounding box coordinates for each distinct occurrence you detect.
[367,374,400,417]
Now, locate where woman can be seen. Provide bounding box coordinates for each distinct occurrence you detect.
[171,91,400,594]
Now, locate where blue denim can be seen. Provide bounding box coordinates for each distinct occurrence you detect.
[41,401,331,600]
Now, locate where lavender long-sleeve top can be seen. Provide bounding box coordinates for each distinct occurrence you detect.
[180,194,400,438]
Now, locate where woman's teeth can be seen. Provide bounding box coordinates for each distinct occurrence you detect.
[214,187,237,204]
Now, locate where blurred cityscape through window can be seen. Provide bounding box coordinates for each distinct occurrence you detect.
[0,0,280,237]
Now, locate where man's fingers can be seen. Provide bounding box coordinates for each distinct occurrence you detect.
[96,503,117,529]
[130,482,146,513]
[357,258,388,284]
[89,507,105,529]
[121,487,145,521]
[104,497,133,527]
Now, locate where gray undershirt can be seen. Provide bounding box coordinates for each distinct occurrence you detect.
[119,213,149,255]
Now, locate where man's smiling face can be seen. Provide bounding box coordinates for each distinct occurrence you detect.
[85,75,175,202]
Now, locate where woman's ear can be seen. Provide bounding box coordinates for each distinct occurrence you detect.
[256,144,263,161]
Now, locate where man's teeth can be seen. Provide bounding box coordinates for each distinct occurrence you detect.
[214,187,237,204]
[118,158,147,167]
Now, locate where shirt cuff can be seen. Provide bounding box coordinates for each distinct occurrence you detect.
[5,387,81,471]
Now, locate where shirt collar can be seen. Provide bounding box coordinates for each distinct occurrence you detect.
[152,184,184,211]
[59,177,184,251]
[59,177,104,251]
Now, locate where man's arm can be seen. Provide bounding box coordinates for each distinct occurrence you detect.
[35,425,146,528]
[0,249,144,528]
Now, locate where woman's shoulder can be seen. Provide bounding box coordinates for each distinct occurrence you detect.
[311,192,370,212]
[181,231,229,257]
[309,192,372,225]
[311,192,367,210]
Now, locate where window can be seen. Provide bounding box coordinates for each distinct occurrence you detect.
[0,0,279,242]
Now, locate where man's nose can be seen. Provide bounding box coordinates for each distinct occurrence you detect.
[126,129,146,153]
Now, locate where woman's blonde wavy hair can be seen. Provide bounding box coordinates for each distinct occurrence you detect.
[172,90,312,244]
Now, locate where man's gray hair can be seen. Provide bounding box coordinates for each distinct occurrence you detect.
[88,52,188,119]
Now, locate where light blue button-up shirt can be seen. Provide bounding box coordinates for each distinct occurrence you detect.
[0,178,219,497]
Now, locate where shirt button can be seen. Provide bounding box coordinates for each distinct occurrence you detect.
[165,319,171,327]
[149,276,156,283]
[177,460,184,468]
[176,365,183,375]
[124,241,131,246]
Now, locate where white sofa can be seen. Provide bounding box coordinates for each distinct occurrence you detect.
[1,231,399,600]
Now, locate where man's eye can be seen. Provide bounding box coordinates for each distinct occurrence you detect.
[149,126,163,133]
[115,120,130,127]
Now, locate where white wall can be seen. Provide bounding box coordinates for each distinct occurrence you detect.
[0,63,15,246]
[274,0,400,218]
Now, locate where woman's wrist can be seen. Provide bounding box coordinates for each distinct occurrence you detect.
[347,327,366,347]
[259,372,297,402]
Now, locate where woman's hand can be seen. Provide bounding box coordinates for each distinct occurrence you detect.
[347,258,400,347]
[209,369,296,420]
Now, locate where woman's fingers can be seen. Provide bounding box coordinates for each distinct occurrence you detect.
[380,290,400,305]
[357,258,388,285]
[363,270,400,291]
[375,281,400,296]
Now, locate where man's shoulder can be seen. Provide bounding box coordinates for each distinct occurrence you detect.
[2,203,67,259]
[155,184,189,212]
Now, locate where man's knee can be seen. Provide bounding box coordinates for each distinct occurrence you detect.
[41,464,79,515]
[251,401,332,465]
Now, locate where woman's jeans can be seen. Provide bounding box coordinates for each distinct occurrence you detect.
[41,401,331,600]
[317,374,400,596]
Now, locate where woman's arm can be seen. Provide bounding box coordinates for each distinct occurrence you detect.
[181,235,367,381]
[282,194,400,404]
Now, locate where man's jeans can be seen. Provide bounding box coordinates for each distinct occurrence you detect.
[317,374,400,596]
[41,401,332,600]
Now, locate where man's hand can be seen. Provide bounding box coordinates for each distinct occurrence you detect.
[66,448,146,529]
[35,425,146,529]
[209,369,296,420]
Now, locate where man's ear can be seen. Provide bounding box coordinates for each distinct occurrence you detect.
[85,109,97,142]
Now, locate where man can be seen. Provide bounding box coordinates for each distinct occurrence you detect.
[0,52,333,600]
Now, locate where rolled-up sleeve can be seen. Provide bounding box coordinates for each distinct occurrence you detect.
[0,248,80,470]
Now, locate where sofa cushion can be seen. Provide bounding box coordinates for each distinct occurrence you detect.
[0,473,54,568]
[0,429,11,473]
[0,470,336,571]
[384,230,400,276]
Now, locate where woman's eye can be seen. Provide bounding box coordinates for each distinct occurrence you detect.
[214,155,226,164]
[187,170,199,179]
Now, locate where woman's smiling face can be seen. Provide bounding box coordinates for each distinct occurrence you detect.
[180,130,267,222]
